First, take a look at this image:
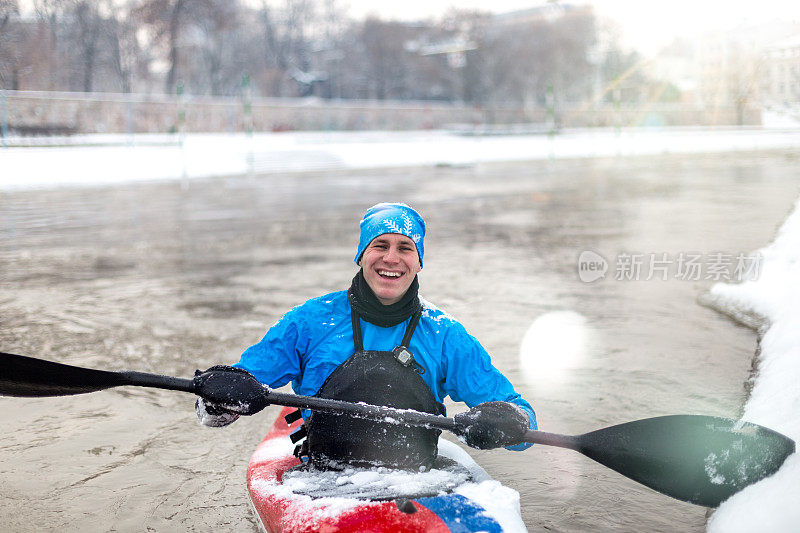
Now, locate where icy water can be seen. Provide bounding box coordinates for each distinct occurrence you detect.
[2,151,799,531]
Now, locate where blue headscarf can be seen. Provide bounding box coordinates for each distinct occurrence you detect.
[355,203,426,267]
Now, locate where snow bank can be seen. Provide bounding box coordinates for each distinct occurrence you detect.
[2,127,800,190]
[705,196,800,532]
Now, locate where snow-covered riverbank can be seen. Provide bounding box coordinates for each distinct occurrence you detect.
[705,197,800,532]
[2,126,800,190]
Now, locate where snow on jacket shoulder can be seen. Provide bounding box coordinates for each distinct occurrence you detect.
[235,290,537,430]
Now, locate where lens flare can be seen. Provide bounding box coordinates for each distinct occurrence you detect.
[519,310,592,386]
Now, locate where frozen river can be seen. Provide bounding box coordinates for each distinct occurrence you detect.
[1,150,799,531]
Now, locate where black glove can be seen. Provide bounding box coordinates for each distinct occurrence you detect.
[453,401,530,450]
[193,365,270,417]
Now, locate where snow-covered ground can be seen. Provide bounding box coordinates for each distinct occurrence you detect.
[2,126,800,190]
[705,197,800,533]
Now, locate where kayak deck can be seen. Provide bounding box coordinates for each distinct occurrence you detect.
[247,406,526,532]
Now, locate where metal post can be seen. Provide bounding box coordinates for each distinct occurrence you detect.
[242,73,254,176]
[125,94,134,146]
[546,83,555,159]
[1,89,7,148]
[176,81,185,146]
[177,81,187,184]
[613,86,622,157]
[242,73,252,136]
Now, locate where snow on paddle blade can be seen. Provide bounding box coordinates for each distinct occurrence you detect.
[705,195,800,532]
[704,453,727,485]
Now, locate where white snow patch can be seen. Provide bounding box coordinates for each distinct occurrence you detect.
[419,296,457,325]
[281,460,470,500]
[706,195,800,532]
[762,109,800,129]
[250,437,294,464]
[437,439,491,483]
[250,474,368,527]
[704,453,726,485]
[437,440,527,531]
[3,128,800,190]
[456,480,527,533]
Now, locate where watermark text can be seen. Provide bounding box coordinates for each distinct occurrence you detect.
[578,251,761,283]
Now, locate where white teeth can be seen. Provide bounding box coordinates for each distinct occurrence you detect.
[378,270,401,277]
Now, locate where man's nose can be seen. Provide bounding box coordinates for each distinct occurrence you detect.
[383,246,400,262]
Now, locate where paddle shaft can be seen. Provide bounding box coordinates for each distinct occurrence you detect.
[2,352,794,507]
[265,389,578,449]
[118,372,195,393]
[0,351,577,448]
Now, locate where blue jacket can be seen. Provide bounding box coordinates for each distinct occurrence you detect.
[236,290,537,448]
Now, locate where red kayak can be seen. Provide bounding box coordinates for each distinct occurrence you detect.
[247,406,527,532]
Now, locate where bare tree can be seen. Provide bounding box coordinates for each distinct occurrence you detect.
[135,0,195,93]
[0,0,21,88]
[0,0,16,29]
[106,1,141,93]
[71,1,103,92]
[207,3,234,93]
[351,17,416,100]
[32,0,68,89]
[471,5,596,110]
[725,44,762,126]
[256,0,324,97]
[2,0,608,111]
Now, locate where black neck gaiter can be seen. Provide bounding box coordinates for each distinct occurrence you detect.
[348,269,421,328]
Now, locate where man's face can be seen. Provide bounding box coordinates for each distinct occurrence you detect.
[358,233,422,305]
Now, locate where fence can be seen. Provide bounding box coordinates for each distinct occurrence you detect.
[0,89,761,137]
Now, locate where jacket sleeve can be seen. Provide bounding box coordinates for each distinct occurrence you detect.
[234,306,306,389]
[442,321,537,450]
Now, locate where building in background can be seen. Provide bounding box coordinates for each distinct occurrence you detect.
[762,35,800,107]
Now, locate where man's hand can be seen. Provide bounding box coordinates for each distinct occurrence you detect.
[453,401,530,450]
[193,365,270,427]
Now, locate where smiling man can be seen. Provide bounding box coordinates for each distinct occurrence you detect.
[196,202,537,469]
[360,233,420,305]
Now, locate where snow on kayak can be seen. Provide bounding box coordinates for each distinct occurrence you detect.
[247,406,527,532]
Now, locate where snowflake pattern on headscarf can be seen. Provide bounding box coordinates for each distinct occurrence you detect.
[382,212,422,243]
[355,203,426,266]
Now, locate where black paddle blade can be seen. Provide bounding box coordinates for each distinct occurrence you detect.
[0,352,126,396]
[577,415,795,507]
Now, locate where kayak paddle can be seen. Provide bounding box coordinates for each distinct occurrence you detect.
[0,351,794,507]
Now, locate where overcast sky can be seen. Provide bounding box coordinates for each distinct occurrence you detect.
[342,0,800,56]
